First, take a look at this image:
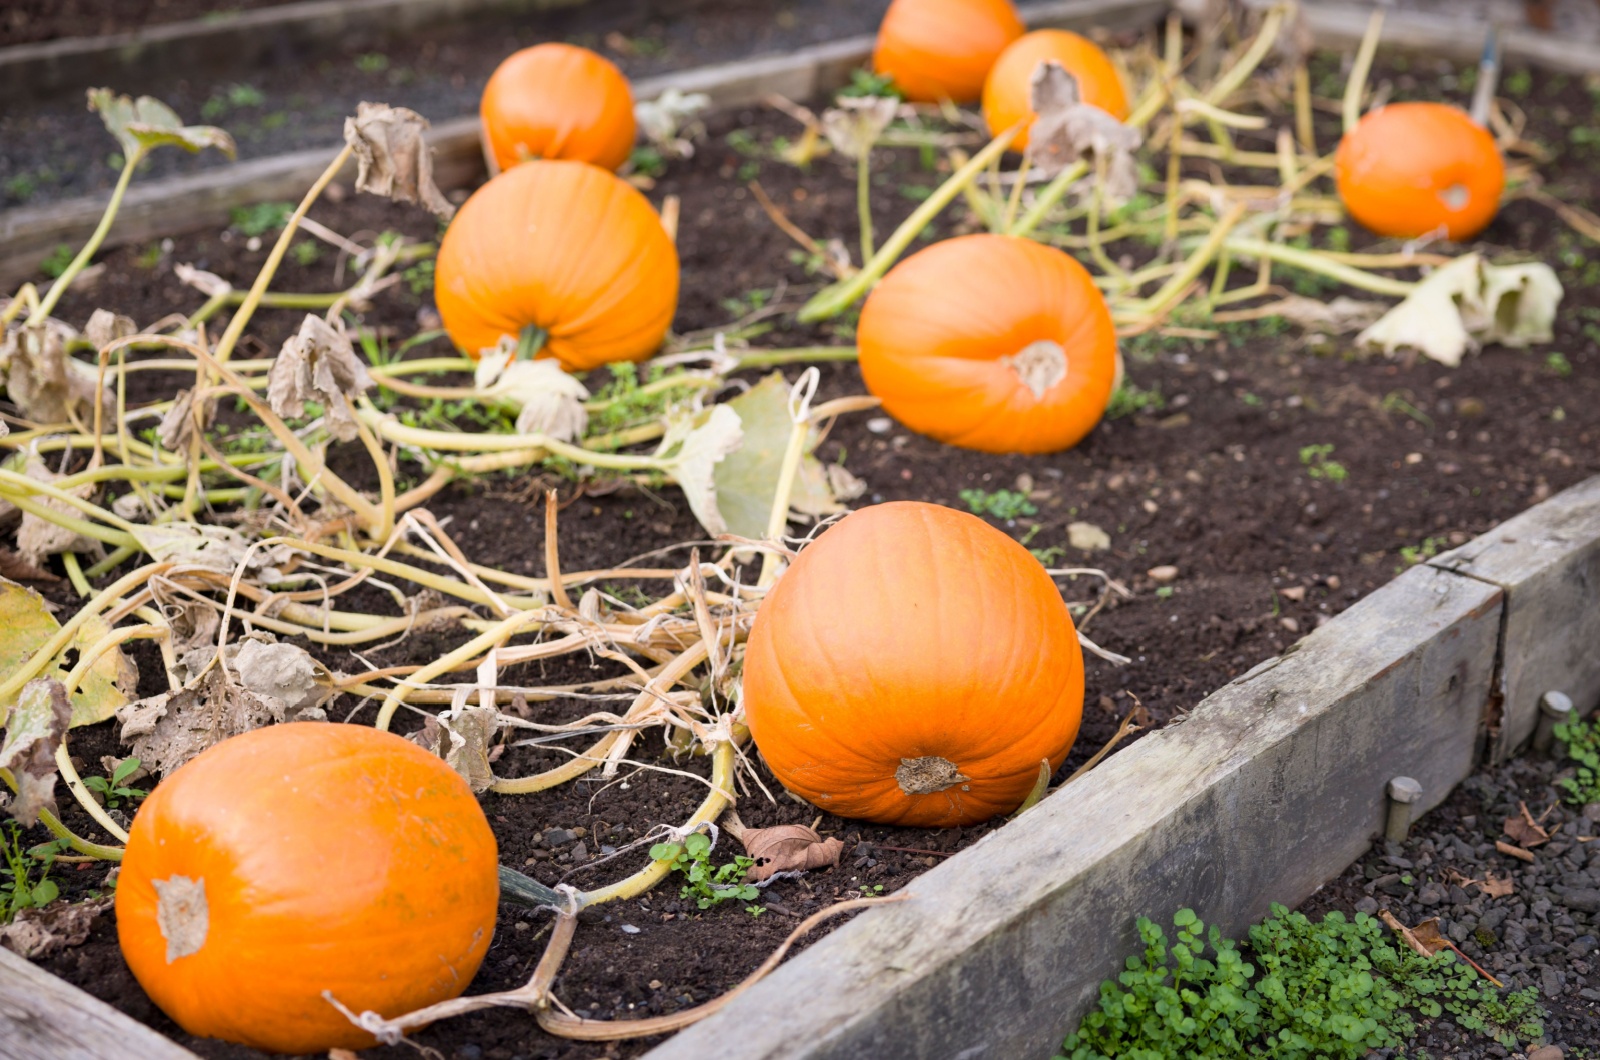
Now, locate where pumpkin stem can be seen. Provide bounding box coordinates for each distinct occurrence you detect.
[895,756,971,796]
[1002,341,1068,399]
[153,875,209,963]
[516,324,549,361]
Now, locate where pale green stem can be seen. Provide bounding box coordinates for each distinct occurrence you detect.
[857,149,875,262]
[1221,238,1416,297]
[1009,161,1089,240]
[31,155,141,323]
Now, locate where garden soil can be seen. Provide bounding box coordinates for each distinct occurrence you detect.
[13,48,1600,1060]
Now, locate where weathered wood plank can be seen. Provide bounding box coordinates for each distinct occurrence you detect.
[1431,475,1600,761]
[645,564,1502,1060]
[0,944,200,1059]
[0,0,1167,288]
[0,0,589,101]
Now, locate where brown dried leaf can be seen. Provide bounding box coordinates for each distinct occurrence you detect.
[157,387,216,451]
[0,896,112,959]
[1479,872,1516,898]
[16,457,100,566]
[1409,917,1451,956]
[733,821,844,882]
[1,320,113,427]
[267,315,373,441]
[1025,61,1141,201]
[343,102,455,219]
[407,705,501,793]
[0,678,71,826]
[1495,839,1536,863]
[83,309,135,353]
[1502,811,1549,849]
[0,547,60,583]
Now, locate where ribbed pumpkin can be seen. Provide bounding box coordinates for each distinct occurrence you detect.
[856,234,1117,454]
[434,158,679,370]
[983,29,1129,149]
[743,502,1084,828]
[116,723,499,1054]
[481,43,636,173]
[872,0,1025,104]
[1335,102,1504,242]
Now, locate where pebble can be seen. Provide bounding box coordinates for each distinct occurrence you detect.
[620,924,641,935]
[1147,565,1179,583]
[1355,896,1378,915]
[544,828,578,847]
[1528,1047,1564,1060]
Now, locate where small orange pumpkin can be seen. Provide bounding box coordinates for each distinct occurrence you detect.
[856,233,1117,454]
[1335,102,1504,242]
[743,501,1084,828]
[872,0,1025,104]
[434,158,679,370]
[480,43,636,173]
[116,723,499,1054]
[983,29,1129,149]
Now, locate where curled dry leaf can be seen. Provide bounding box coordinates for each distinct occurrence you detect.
[343,102,456,219]
[0,548,60,583]
[83,309,135,352]
[0,678,71,826]
[117,634,335,776]
[727,816,843,882]
[0,577,137,728]
[1357,253,1564,366]
[635,88,711,159]
[0,319,114,427]
[821,95,899,157]
[0,896,113,959]
[1026,62,1142,203]
[173,263,232,298]
[661,404,745,537]
[474,338,590,443]
[407,705,501,792]
[157,387,217,451]
[1503,812,1550,850]
[267,315,373,441]
[88,88,236,160]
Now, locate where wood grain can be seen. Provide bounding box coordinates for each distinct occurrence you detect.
[0,945,200,1059]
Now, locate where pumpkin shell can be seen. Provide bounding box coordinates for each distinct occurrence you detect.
[116,723,499,1055]
[743,501,1084,827]
[433,158,680,370]
[857,233,1117,454]
[481,43,637,173]
[983,29,1129,150]
[1335,102,1504,242]
[873,0,1025,104]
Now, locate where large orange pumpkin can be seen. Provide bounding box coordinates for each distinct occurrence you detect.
[856,233,1117,454]
[1335,102,1504,242]
[434,158,679,370]
[743,502,1084,828]
[872,0,1025,104]
[983,29,1129,150]
[116,723,499,1054]
[481,43,636,174]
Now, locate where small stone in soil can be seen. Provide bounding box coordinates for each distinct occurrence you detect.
[1147,565,1179,582]
[544,828,577,847]
[621,924,641,935]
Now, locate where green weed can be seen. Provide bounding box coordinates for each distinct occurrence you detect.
[1,822,64,924]
[229,202,294,237]
[39,244,75,279]
[1106,384,1165,420]
[82,757,148,811]
[1299,444,1348,482]
[650,832,759,909]
[959,488,1037,520]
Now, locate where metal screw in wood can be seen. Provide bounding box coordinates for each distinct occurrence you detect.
[1532,690,1574,757]
[1385,776,1422,842]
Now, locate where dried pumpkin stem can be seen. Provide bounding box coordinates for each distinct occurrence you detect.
[1342,9,1385,134]
[1219,238,1416,297]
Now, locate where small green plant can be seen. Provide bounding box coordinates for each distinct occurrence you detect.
[40,243,76,279]
[959,488,1037,520]
[201,82,265,121]
[1399,537,1444,567]
[1,823,63,924]
[290,240,322,267]
[1106,384,1165,420]
[1556,715,1600,805]
[230,201,295,237]
[1504,68,1533,98]
[1299,444,1348,482]
[838,69,904,100]
[5,173,37,201]
[720,287,774,318]
[82,757,149,810]
[355,52,390,74]
[1547,352,1574,377]
[403,259,434,295]
[630,145,668,179]
[650,832,759,909]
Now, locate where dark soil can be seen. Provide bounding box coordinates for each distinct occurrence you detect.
[0,0,298,47]
[10,41,1600,1060]
[0,0,891,212]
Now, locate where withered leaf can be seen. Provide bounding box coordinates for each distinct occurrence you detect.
[732,821,844,882]
[343,102,455,219]
[0,547,60,583]
[267,315,373,441]
[0,678,71,826]
[16,456,99,567]
[0,577,137,728]
[1479,872,1516,899]
[407,705,501,793]
[1025,61,1141,202]
[0,896,112,959]
[157,387,216,451]
[83,309,136,353]
[820,95,898,157]
[1408,916,1452,956]
[1,320,114,427]
[1502,811,1549,849]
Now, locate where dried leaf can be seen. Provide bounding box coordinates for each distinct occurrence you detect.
[157,387,216,451]
[1,320,114,427]
[1238,295,1386,335]
[83,309,135,352]
[821,96,899,157]
[0,896,112,958]
[1357,254,1564,366]
[173,263,232,298]
[1408,917,1452,956]
[475,339,590,443]
[0,678,71,826]
[635,88,711,159]
[733,822,844,882]
[343,102,455,219]
[1503,812,1549,850]
[1026,62,1142,201]
[88,88,236,160]
[0,547,60,583]
[117,635,332,775]
[16,457,98,566]
[1495,839,1537,863]
[0,577,137,728]
[132,523,294,580]
[267,315,373,441]
[662,404,745,537]
[408,705,501,792]
[1479,872,1515,898]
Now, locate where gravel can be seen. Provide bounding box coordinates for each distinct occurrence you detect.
[1303,753,1600,1058]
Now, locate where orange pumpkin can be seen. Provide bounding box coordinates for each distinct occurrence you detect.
[856,233,1117,454]
[1335,102,1504,242]
[116,723,499,1054]
[434,158,679,370]
[481,43,636,173]
[873,0,1025,104]
[983,29,1129,150]
[743,501,1083,828]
